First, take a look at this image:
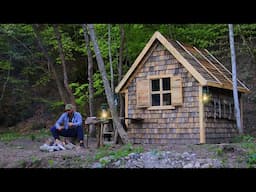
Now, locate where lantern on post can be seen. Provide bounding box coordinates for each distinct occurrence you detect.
[100,103,109,120]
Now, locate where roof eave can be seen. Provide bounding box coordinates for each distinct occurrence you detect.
[205,81,250,93]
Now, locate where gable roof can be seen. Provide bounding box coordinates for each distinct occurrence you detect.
[115,31,250,93]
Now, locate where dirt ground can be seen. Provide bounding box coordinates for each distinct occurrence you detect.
[0,135,250,168]
[0,136,108,168]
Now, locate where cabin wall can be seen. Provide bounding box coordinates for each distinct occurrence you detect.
[127,42,201,144]
[204,87,238,143]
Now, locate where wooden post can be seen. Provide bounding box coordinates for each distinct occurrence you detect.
[97,123,103,148]
[86,125,89,148]
[125,89,128,128]
[240,95,243,132]
[199,86,206,143]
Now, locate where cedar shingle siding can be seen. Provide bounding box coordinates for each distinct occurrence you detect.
[128,42,201,144]
[116,31,249,144]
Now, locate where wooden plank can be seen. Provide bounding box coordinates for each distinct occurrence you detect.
[124,89,128,128]
[136,79,150,107]
[171,76,183,106]
[240,95,244,132]
[206,80,248,93]
[199,86,205,143]
[148,106,175,110]
[147,74,173,79]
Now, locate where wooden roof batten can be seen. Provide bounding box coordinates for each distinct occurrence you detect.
[204,49,250,93]
[176,40,222,85]
[193,46,233,85]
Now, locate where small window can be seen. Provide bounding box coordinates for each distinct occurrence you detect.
[150,77,171,106]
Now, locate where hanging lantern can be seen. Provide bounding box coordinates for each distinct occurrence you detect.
[100,103,109,120]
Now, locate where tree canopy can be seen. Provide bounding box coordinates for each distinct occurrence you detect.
[0,24,255,133]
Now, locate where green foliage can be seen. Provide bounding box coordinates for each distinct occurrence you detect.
[215,147,224,156]
[50,101,65,111]
[30,156,40,165]
[48,159,54,167]
[1,23,256,131]
[125,24,153,62]
[94,143,144,162]
[0,132,20,142]
[93,72,104,96]
[33,73,51,87]
[70,82,89,106]
[234,24,256,37]
[0,61,12,70]
[30,134,36,141]
[247,153,256,167]
[232,134,255,143]
[232,134,256,167]
[0,129,50,142]
[165,24,227,48]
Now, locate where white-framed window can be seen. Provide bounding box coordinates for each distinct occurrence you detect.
[136,75,183,109]
[151,77,171,106]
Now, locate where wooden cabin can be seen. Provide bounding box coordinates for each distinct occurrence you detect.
[115,31,250,144]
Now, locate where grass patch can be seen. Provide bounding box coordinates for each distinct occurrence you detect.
[0,129,50,142]
[215,147,224,156]
[232,134,256,167]
[94,143,144,161]
[232,134,255,143]
[0,132,21,142]
[48,159,54,168]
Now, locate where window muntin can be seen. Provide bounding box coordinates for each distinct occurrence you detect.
[151,77,171,106]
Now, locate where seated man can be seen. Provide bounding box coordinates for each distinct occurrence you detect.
[50,104,85,148]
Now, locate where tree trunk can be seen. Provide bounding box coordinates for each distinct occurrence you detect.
[0,55,11,102]
[118,24,125,118]
[228,24,243,134]
[32,24,68,105]
[82,24,96,137]
[88,24,129,144]
[108,24,114,93]
[53,24,76,109]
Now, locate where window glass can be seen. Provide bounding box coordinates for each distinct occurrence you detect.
[163,93,171,105]
[152,94,160,106]
[162,78,170,90]
[151,79,160,91]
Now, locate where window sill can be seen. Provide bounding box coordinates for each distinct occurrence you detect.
[148,106,175,110]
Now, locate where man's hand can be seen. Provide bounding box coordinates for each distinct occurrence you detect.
[57,126,64,131]
[68,122,74,127]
